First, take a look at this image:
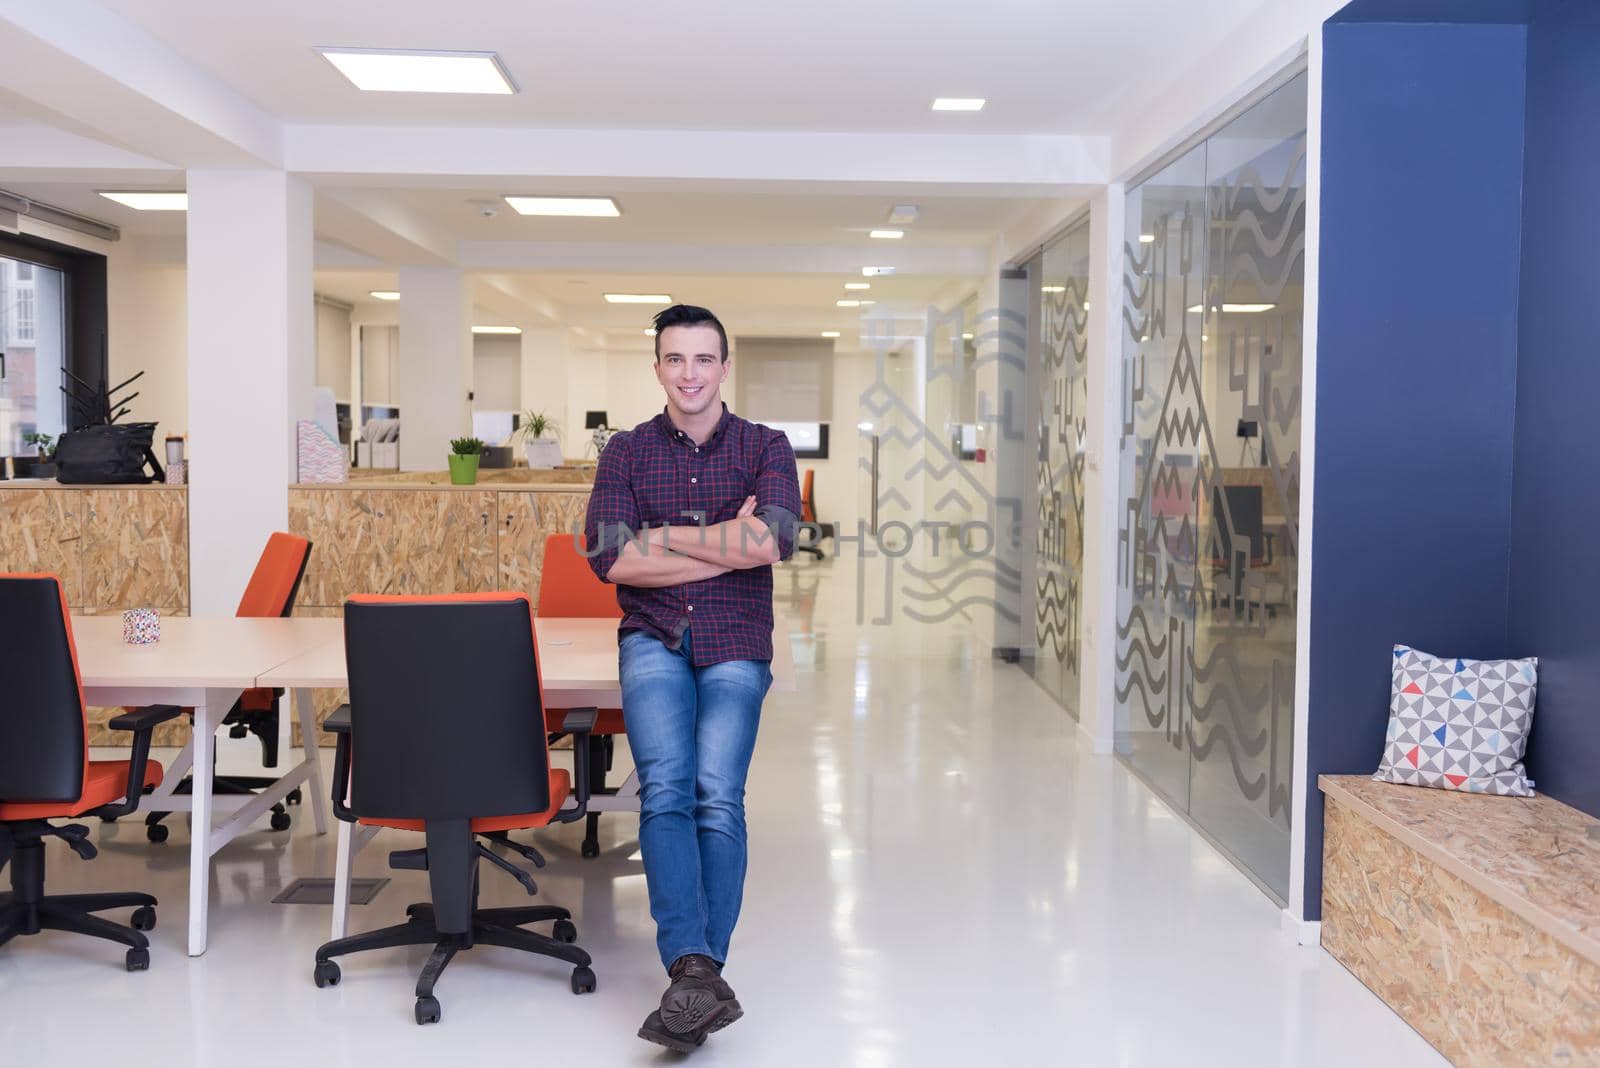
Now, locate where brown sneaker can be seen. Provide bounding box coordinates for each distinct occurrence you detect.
[638,1009,709,1053]
[660,954,744,1035]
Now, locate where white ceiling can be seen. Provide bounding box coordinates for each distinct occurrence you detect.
[96,0,1265,134]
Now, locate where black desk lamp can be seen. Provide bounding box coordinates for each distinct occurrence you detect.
[585,411,609,430]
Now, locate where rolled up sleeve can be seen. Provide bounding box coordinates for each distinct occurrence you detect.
[583,431,638,584]
[754,431,803,561]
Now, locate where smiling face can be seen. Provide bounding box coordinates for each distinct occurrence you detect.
[654,323,730,420]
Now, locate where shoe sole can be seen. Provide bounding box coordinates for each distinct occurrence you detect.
[661,987,731,1035]
[704,1001,744,1034]
[637,1022,708,1054]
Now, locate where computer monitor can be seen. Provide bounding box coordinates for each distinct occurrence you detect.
[585,410,609,429]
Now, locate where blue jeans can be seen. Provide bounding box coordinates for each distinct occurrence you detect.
[619,628,771,970]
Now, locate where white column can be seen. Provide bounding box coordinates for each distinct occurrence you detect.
[518,325,570,452]
[397,267,470,471]
[186,170,312,616]
[1076,183,1125,754]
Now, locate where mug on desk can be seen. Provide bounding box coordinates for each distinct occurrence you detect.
[122,607,161,644]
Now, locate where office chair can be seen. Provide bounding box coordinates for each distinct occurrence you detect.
[143,532,312,842]
[0,573,181,970]
[1208,484,1275,618]
[797,469,832,560]
[312,593,598,1025]
[538,533,627,859]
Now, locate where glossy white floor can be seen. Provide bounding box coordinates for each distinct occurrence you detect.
[1,557,1443,1067]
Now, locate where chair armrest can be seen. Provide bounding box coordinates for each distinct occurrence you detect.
[96,705,185,818]
[326,704,355,822]
[107,704,185,732]
[553,706,597,824]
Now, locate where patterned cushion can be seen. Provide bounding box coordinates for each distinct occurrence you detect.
[1373,645,1537,796]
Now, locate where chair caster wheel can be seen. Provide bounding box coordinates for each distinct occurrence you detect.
[131,906,157,932]
[570,966,597,994]
[99,814,119,823]
[269,809,291,832]
[125,947,150,972]
[314,961,341,988]
[415,995,441,1025]
[146,824,169,844]
[580,838,600,859]
[553,918,578,944]
[286,788,303,805]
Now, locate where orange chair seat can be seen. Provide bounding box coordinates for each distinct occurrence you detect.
[542,706,625,735]
[0,759,164,820]
[358,769,572,833]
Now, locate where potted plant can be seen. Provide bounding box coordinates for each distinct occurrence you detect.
[517,411,564,469]
[448,437,485,485]
[14,431,57,479]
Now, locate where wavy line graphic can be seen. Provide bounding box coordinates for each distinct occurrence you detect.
[903,597,1021,625]
[1185,720,1267,800]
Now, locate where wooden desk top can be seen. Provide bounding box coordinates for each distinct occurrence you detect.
[1321,774,1600,965]
[70,615,329,689]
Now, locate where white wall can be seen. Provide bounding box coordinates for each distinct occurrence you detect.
[314,298,351,401]
[106,252,187,440]
[472,333,520,412]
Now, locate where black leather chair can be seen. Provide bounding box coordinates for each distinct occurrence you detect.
[0,573,181,969]
[312,592,598,1025]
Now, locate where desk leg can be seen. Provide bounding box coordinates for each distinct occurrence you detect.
[331,821,354,941]
[294,688,328,836]
[187,692,218,957]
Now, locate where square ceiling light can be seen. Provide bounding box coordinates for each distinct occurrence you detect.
[869,229,904,240]
[821,331,841,338]
[472,325,522,335]
[887,205,919,225]
[932,98,985,111]
[844,282,871,290]
[98,191,187,211]
[317,48,516,94]
[604,293,672,304]
[503,196,620,217]
[862,266,895,277]
[369,290,400,301]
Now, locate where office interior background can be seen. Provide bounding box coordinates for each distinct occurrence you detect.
[1,1,1597,1065]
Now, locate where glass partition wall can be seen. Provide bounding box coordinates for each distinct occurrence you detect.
[1115,72,1307,901]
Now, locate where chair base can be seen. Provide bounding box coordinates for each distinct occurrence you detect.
[313,901,594,1024]
[0,891,156,968]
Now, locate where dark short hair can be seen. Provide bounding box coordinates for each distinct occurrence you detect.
[653,304,728,362]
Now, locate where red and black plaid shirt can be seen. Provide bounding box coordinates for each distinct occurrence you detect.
[584,406,801,666]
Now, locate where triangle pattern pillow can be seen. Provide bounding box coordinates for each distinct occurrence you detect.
[1374,645,1537,796]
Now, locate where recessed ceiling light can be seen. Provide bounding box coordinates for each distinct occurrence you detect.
[503,196,620,217]
[888,205,920,225]
[1141,334,1150,342]
[1041,285,1065,293]
[837,299,861,308]
[317,47,516,94]
[98,191,187,211]
[1138,233,1156,243]
[859,300,877,306]
[472,325,522,335]
[932,97,985,111]
[1186,302,1277,313]
[869,229,904,240]
[844,282,871,290]
[368,290,400,301]
[862,266,895,277]
[1201,334,1209,342]
[821,331,841,338]
[604,293,672,304]
[962,332,975,340]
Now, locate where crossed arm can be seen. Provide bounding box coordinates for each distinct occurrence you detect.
[604,495,779,587]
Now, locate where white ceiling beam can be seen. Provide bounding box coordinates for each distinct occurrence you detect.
[286,126,1110,189]
[458,240,989,277]
[0,122,177,174]
[0,0,281,168]
[314,192,459,266]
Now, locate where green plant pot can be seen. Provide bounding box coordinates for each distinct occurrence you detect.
[447,453,481,485]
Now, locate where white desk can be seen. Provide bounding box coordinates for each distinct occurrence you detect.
[72,615,338,956]
[257,615,794,940]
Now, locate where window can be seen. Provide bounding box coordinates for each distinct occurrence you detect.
[0,254,66,456]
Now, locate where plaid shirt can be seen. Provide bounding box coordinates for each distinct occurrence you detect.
[584,405,801,666]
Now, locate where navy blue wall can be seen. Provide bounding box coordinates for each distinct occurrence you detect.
[1308,21,1527,919]
[1508,0,1600,819]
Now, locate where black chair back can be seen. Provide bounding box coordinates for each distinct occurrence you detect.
[0,575,86,804]
[1212,484,1266,562]
[343,594,551,821]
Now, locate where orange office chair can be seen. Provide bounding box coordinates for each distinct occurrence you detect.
[537,533,626,859]
[797,468,829,560]
[0,573,181,970]
[312,593,597,1025]
[143,532,312,841]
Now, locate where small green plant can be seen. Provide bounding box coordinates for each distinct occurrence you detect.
[449,437,486,456]
[516,411,559,440]
[22,431,54,456]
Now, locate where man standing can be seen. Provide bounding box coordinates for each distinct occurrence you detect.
[584,304,801,1052]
